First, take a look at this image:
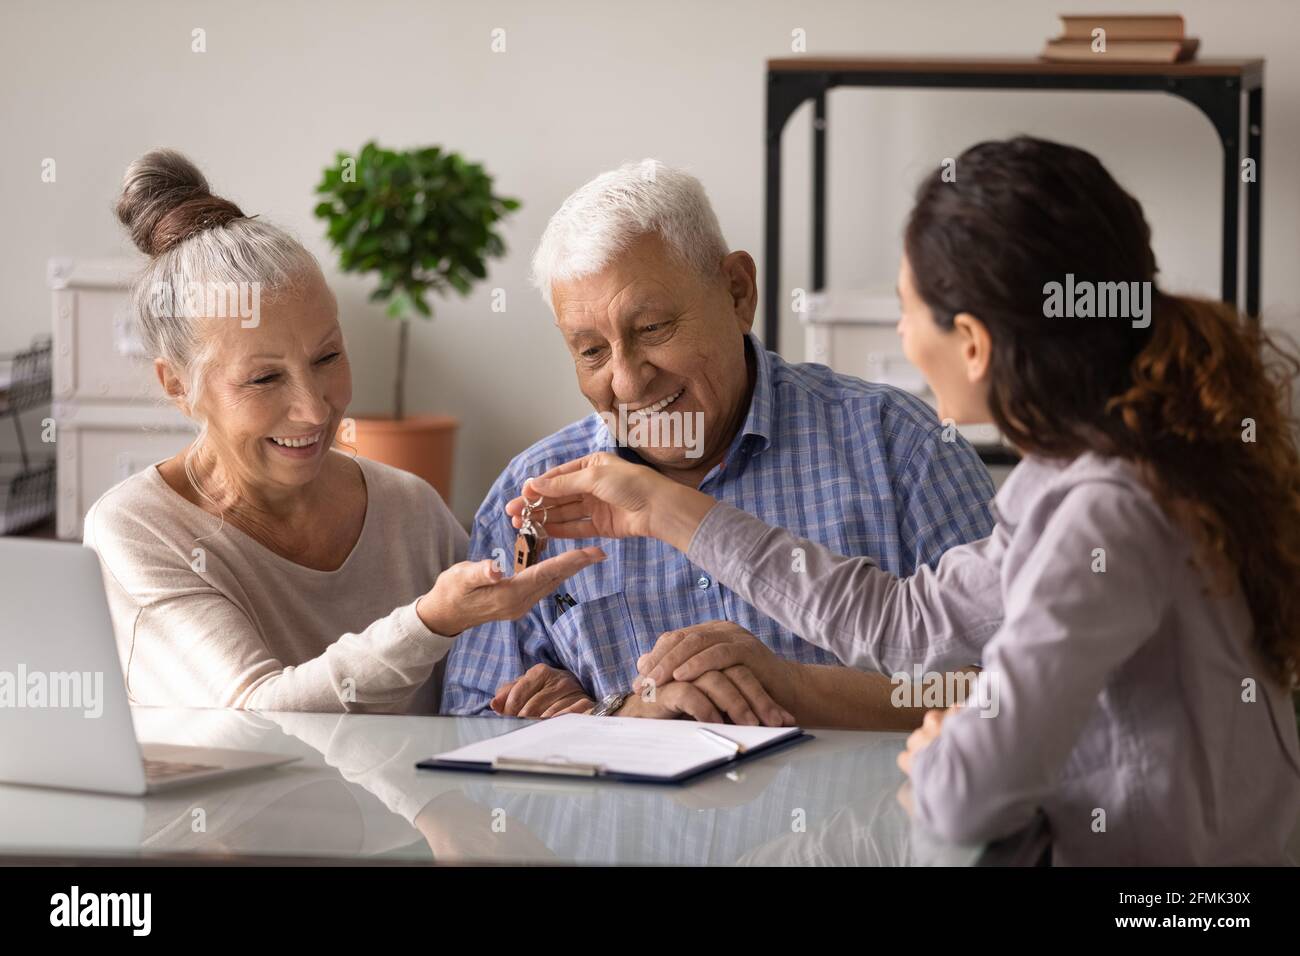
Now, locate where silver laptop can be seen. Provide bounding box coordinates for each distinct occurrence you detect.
[0,538,296,794]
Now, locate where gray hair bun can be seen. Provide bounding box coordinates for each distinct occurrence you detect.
[115,148,246,257]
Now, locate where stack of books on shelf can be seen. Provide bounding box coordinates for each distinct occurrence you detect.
[1041,13,1199,64]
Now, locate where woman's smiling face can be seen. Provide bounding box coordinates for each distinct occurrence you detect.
[180,268,352,495]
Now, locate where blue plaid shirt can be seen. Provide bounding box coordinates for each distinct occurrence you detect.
[441,334,995,715]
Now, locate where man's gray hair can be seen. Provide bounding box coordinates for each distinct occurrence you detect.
[530,159,729,310]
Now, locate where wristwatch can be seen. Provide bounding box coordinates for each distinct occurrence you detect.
[590,691,630,717]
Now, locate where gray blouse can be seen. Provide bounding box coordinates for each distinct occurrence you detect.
[686,451,1300,864]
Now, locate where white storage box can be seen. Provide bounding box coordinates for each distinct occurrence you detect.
[49,258,158,404]
[49,258,193,539]
[54,404,195,539]
[802,290,928,395]
[799,289,1015,484]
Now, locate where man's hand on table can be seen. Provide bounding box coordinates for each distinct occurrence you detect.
[490,624,796,726]
[491,663,594,718]
[634,620,801,720]
[618,662,793,725]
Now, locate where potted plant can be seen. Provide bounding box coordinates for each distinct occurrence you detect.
[314,141,520,498]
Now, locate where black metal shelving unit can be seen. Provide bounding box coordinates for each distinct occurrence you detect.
[763,55,1266,353]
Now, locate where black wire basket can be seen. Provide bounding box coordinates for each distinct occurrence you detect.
[0,456,55,534]
[0,336,55,534]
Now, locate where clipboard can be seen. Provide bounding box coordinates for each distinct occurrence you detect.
[417,713,813,784]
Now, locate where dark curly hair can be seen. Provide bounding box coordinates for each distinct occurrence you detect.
[904,135,1300,690]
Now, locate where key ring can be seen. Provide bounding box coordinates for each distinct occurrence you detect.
[515,485,551,572]
[521,494,547,532]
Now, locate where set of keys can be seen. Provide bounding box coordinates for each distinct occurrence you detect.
[513,494,548,573]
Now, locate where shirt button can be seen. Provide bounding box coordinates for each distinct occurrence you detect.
[696,575,712,590]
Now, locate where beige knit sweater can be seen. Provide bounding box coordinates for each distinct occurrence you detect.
[83,454,468,714]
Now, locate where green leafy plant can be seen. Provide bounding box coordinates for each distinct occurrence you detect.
[314,142,520,419]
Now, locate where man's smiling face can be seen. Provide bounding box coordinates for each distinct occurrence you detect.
[550,231,757,482]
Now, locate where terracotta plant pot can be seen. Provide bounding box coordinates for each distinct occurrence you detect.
[339,415,458,502]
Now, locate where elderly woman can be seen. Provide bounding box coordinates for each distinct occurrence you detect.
[84,149,602,713]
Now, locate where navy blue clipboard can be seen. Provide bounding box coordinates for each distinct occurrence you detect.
[416,730,814,785]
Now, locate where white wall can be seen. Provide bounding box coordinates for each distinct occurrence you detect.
[4,0,1297,524]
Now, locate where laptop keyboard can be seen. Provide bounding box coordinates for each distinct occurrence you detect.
[143,758,222,781]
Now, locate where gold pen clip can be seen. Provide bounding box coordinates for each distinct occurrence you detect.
[493,754,602,776]
[696,726,747,755]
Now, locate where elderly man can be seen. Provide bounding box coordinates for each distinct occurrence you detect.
[441,160,994,728]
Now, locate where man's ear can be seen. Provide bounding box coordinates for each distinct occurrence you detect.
[155,358,192,416]
[720,250,757,334]
[952,312,993,384]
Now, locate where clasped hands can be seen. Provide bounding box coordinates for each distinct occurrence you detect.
[490,620,797,727]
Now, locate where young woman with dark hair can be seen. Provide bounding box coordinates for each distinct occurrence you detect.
[508,137,1300,864]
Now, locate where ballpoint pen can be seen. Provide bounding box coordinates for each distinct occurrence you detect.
[696,726,747,755]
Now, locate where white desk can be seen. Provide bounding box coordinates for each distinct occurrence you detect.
[0,706,981,865]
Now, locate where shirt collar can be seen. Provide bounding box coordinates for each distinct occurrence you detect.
[735,332,775,455]
[596,332,775,459]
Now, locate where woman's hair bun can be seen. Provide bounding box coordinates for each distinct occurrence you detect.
[115,148,246,257]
